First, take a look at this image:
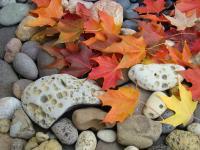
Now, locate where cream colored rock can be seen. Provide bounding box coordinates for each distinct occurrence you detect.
[128,64,185,91]
[21,74,101,129]
[187,123,200,136]
[0,119,10,133]
[32,139,62,150]
[24,137,38,150]
[16,16,40,41]
[0,97,21,119]
[121,28,136,35]
[91,0,123,26]
[124,146,139,150]
[36,132,49,143]
[143,92,167,119]
[97,129,116,143]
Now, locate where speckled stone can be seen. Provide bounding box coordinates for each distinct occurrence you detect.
[187,123,200,136]
[21,74,101,129]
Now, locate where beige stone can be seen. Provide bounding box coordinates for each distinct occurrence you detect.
[32,139,62,150]
[0,119,10,133]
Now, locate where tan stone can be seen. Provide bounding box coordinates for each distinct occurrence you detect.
[0,119,10,133]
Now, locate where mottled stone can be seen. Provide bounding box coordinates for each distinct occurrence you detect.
[0,119,10,133]
[36,132,49,143]
[97,129,116,143]
[32,139,62,150]
[11,138,26,150]
[0,134,12,150]
[0,0,16,7]
[187,123,200,136]
[96,141,124,150]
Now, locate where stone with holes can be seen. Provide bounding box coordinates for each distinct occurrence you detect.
[21,74,101,129]
[128,64,185,91]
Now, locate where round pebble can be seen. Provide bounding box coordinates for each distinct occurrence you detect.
[124,8,139,19]
[124,146,139,150]
[122,20,138,30]
[97,129,117,143]
[116,0,131,9]
[187,123,200,136]
[36,132,49,143]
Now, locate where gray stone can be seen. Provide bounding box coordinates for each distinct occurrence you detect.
[16,0,27,3]
[124,8,139,19]
[51,118,78,145]
[13,53,38,80]
[148,145,171,150]
[187,123,200,136]
[116,0,131,9]
[96,141,124,150]
[62,145,75,150]
[11,138,26,150]
[0,26,17,58]
[97,129,116,143]
[117,115,162,149]
[194,103,200,123]
[37,50,59,77]
[0,3,30,26]
[0,134,12,150]
[122,20,138,30]
[0,0,16,7]
[21,41,41,60]
[10,109,35,139]
[0,59,18,98]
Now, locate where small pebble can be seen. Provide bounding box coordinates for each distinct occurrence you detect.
[122,20,138,30]
[187,123,200,136]
[97,129,117,143]
[124,8,139,19]
[116,0,131,9]
[124,146,139,150]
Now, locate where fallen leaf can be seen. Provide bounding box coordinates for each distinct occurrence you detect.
[32,0,50,7]
[182,68,200,101]
[164,7,198,30]
[88,55,122,90]
[190,39,200,54]
[158,82,198,127]
[98,86,139,123]
[139,14,169,22]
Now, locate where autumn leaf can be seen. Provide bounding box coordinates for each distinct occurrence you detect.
[158,82,198,127]
[167,41,192,67]
[88,55,122,90]
[76,3,92,20]
[139,14,169,22]
[28,0,63,27]
[190,39,200,54]
[98,86,139,123]
[135,0,165,14]
[164,7,198,30]
[182,68,200,101]
[32,0,50,7]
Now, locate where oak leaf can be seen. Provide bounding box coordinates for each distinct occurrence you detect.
[98,86,139,123]
[158,83,198,127]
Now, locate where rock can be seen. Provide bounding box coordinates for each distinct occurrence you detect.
[124,146,139,150]
[0,134,12,150]
[51,118,78,145]
[116,0,131,9]
[16,16,40,41]
[13,53,38,80]
[21,41,41,60]
[121,28,136,35]
[62,145,75,150]
[13,79,33,99]
[148,145,170,150]
[91,0,123,26]
[37,50,59,77]
[11,138,27,150]
[4,38,22,63]
[128,64,185,91]
[17,0,27,3]
[117,115,162,149]
[0,26,17,58]
[32,139,62,150]
[36,132,49,143]
[0,119,10,133]
[187,123,200,136]
[143,92,167,119]
[192,52,200,65]
[96,141,124,150]
[0,59,18,98]
[75,130,97,150]
[10,109,35,139]
[97,129,116,143]
[194,104,200,123]
[72,107,114,130]
[21,74,101,129]
[122,20,138,30]
[117,69,129,86]
[124,9,139,19]
[0,3,30,26]
[24,137,38,150]
[0,0,16,7]
[0,97,21,119]
[166,130,200,150]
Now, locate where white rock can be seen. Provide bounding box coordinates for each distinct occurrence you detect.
[97,129,116,143]
[91,0,123,26]
[128,64,185,91]
[187,123,200,136]
[21,74,101,129]
[143,92,167,119]
[76,130,97,150]
[0,97,21,119]
[124,146,139,150]
[121,28,136,35]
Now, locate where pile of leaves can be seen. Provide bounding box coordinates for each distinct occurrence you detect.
[29,0,200,125]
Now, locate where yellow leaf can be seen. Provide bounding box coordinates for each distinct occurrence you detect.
[158,83,198,127]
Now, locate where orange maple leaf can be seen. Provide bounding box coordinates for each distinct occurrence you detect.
[98,86,139,123]
[32,0,50,7]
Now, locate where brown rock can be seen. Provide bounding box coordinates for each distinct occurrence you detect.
[0,134,12,150]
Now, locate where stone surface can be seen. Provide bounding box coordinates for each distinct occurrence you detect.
[21,74,101,129]
[0,3,30,26]
[121,28,136,35]
[13,53,38,80]
[116,0,131,9]
[96,141,124,150]
[0,134,12,150]
[148,145,170,150]
[122,20,138,30]
[51,118,78,145]
[24,137,38,150]
[0,0,16,7]
[75,130,97,150]
[0,26,17,59]
[0,119,10,133]
[10,109,35,139]
[36,132,49,143]
[143,92,167,119]
[0,59,18,98]
[97,129,116,143]
[4,38,22,63]
[13,79,33,99]
[192,52,200,65]
[91,0,123,26]
[37,50,59,77]
[117,115,162,149]
[11,138,27,150]
[16,16,40,41]
[0,97,21,119]
[124,9,139,20]
[166,130,200,150]
[32,139,62,150]
[187,123,200,136]
[194,104,200,123]
[72,107,114,130]
[124,146,139,150]
[128,64,185,91]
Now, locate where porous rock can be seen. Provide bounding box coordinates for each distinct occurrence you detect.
[11,138,27,150]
